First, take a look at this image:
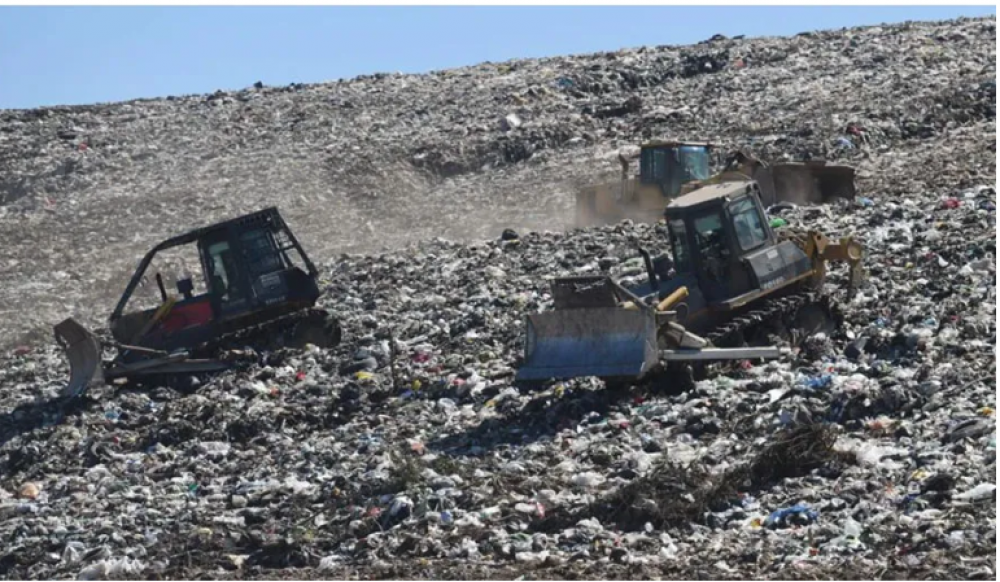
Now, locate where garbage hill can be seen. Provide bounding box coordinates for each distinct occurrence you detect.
[0,15,995,346]
[0,15,996,581]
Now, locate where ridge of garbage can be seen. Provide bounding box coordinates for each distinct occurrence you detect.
[0,15,996,580]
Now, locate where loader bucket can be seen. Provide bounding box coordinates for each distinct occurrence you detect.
[516,307,659,382]
[765,163,857,206]
[54,318,104,398]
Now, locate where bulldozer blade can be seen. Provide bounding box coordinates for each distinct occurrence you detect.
[516,307,659,382]
[54,318,104,398]
[755,163,857,207]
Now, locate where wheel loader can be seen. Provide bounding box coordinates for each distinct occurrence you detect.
[54,207,341,398]
[574,140,858,227]
[519,180,864,382]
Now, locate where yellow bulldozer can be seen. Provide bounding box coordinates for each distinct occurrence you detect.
[574,140,858,227]
[520,180,865,383]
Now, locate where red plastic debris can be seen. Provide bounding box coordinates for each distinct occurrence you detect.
[941,198,961,209]
[295,371,307,382]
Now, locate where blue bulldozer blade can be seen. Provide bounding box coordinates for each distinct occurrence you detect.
[516,307,659,382]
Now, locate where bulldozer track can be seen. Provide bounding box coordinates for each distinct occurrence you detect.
[188,307,341,359]
[654,287,845,389]
[702,225,848,349]
[155,307,341,358]
[102,308,340,391]
[705,288,844,349]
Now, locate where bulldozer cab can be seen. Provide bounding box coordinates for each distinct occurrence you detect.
[108,207,321,355]
[664,181,777,305]
[53,207,335,399]
[638,141,713,198]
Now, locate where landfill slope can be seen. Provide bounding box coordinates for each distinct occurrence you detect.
[0,15,996,581]
[0,16,995,347]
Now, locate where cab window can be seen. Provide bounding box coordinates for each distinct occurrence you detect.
[641,147,668,183]
[692,211,729,285]
[240,228,283,275]
[668,219,691,272]
[677,146,710,181]
[729,197,768,251]
[693,212,727,261]
[207,241,241,301]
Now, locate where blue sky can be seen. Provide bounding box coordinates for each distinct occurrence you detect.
[0,5,994,109]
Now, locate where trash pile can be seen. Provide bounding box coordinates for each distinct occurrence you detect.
[1,187,995,579]
[0,15,994,347]
[0,15,996,581]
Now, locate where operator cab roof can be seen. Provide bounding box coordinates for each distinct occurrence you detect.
[641,139,713,148]
[665,181,757,213]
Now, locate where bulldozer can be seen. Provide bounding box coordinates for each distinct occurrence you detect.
[54,207,340,398]
[519,180,864,382]
[574,140,858,227]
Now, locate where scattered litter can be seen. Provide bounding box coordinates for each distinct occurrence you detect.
[0,14,994,581]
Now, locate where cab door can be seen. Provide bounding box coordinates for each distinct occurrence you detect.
[725,194,774,296]
[688,207,734,303]
[200,231,251,319]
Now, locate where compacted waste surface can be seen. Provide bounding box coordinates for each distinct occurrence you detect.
[0,15,995,581]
